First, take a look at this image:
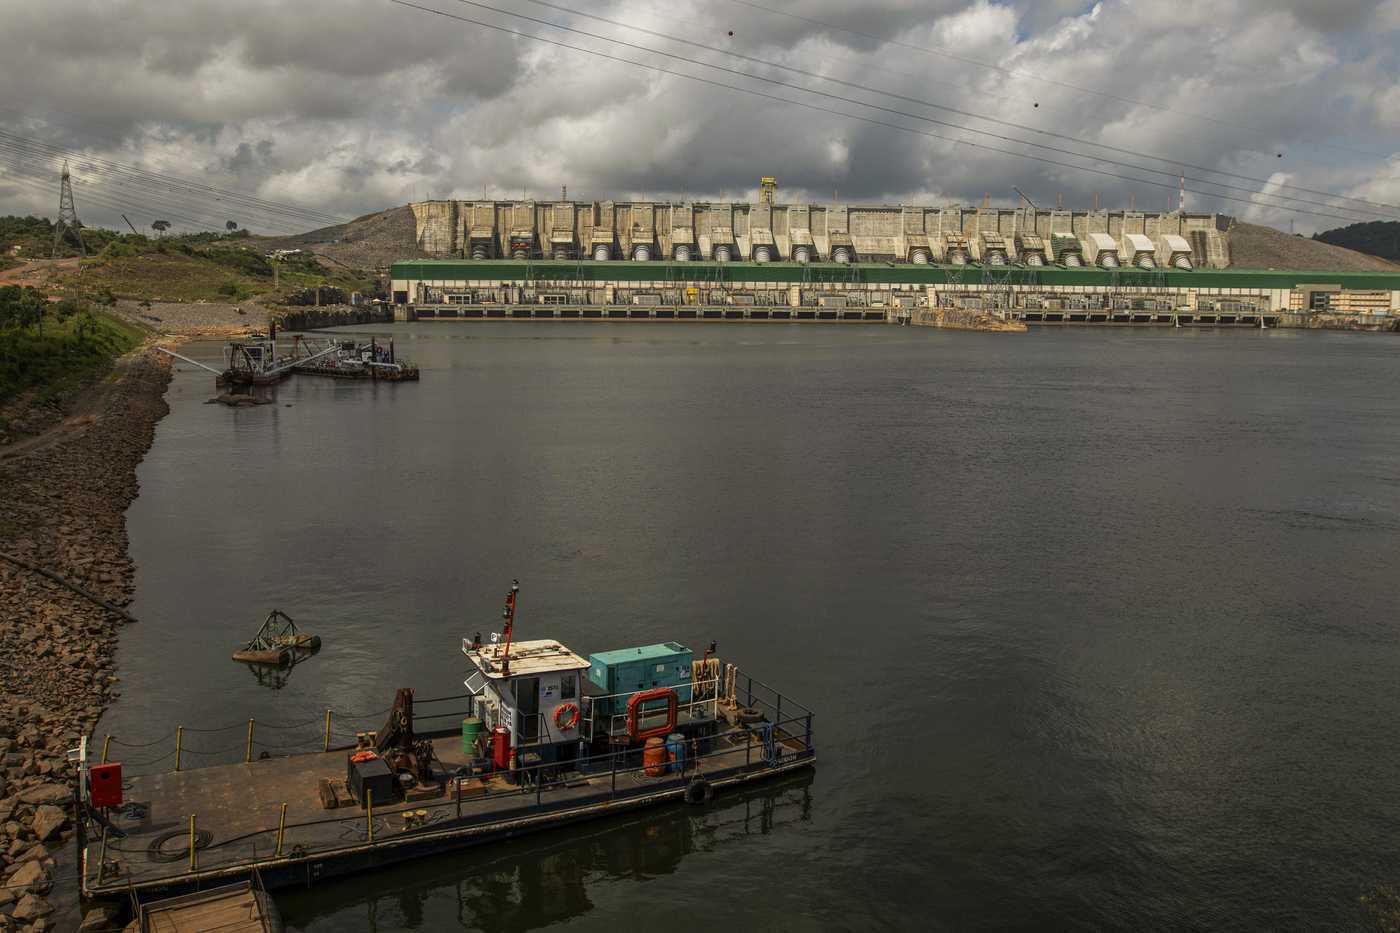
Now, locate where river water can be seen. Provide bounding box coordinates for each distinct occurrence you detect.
[107,323,1400,930]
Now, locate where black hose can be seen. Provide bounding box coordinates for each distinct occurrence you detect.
[147,828,214,862]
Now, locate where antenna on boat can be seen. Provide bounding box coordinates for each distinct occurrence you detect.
[499,580,520,675]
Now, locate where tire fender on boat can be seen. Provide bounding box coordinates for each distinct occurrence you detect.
[684,777,713,805]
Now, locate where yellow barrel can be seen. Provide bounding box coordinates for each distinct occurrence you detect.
[643,737,668,777]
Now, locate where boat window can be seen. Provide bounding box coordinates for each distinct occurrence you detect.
[561,674,576,700]
[514,677,540,742]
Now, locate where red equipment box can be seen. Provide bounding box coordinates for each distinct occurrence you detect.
[89,763,123,808]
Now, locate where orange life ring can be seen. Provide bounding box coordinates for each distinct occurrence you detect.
[626,687,678,741]
[350,749,379,763]
[554,703,579,730]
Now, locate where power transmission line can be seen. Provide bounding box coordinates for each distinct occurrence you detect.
[400,0,1386,224]
[0,129,346,227]
[0,153,291,232]
[0,159,214,230]
[0,145,338,233]
[721,0,1397,164]
[523,0,1400,218]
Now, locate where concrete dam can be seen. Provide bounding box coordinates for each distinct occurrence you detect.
[393,200,1400,327]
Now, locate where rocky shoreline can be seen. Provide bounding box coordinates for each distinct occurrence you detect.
[0,349,173,931]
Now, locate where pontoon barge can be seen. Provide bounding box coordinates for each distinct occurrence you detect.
[75,595,814,903]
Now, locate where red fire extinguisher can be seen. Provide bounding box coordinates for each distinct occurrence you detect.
[492,726,510,771]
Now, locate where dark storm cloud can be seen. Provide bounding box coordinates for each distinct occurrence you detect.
[0,0,1397,234]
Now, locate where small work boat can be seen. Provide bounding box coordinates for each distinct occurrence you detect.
[76,581,814,906]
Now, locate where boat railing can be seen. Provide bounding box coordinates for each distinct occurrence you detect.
[580,676,721,742]
[86,709,815,894]
[729,667,814,729]
[93,672,809,778]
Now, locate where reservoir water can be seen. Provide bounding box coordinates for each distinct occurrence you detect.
[108,323,1400,930]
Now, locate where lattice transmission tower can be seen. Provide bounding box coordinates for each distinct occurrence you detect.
[52,161,86,258]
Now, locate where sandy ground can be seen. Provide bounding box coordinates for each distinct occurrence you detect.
[111,299,270,336]
[0,258,81,296]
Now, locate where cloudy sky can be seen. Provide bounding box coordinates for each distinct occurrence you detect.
[2,0,1399,234]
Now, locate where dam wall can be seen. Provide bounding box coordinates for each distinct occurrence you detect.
[411,200,1229,270]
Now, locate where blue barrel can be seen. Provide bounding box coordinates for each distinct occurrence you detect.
[666,732,685,774]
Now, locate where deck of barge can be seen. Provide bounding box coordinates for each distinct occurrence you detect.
[84,705,813,899]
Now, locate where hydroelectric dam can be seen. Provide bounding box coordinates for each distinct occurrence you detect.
[388,199,1400,327]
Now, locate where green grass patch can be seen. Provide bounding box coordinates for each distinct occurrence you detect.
[63,251,267,303]
[0,306,145,404]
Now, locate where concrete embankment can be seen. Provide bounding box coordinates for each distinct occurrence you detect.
[1277,311,1400,332]
[0,349,173,931]
[273,304,393,331]
[912,307,1027,333]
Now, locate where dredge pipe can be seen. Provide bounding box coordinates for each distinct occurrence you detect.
[0,551,137,624]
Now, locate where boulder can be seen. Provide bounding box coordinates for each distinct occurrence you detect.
[7,860,46,892]
[11,893,52,921]
[16,785,65,807]
[30,806,63,843]
[77,904,121,932]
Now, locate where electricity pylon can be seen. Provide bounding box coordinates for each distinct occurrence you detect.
[52,161,86,258]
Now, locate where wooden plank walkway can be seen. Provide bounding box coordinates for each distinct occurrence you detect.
[141,882,273,932]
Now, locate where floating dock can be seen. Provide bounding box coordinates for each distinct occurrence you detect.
[79,665,812,901]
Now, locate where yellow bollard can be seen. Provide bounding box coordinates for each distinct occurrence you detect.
[323,709,332,753]
[96,826,109,885]
[367,789,375,844]
[100,735,111,765]
[246,719,254,763]
[275,803,287,858]
[188,814,197,872]
[175,726,183,772]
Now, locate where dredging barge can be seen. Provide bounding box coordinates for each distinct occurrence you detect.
[156,329,418,388]
[74,584,815,904]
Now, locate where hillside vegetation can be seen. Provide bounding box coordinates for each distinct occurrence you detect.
[63,238,373,303]
[251,205,427,270]
[0,286,144,403]
[1313,221,1400,263]
[0,217,378,303]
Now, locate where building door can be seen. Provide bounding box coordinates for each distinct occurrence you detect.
[515,678,540,743]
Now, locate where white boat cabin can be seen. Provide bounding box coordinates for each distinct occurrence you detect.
[462,638,589,753]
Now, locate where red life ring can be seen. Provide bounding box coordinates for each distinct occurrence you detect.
[626,687,678,741]
[554,703,579,730]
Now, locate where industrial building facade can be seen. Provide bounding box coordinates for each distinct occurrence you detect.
[389,259,1400,327]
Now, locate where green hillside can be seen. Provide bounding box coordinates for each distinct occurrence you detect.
[1313,221,1400,263]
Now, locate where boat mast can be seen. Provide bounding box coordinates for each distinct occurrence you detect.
[499,580,519,675]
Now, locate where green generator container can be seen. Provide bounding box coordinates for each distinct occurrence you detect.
[587,642,693,717]
[461,716,483,757]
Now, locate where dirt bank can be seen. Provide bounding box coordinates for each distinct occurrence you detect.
[0,348,173,930]
[110,299,269,337]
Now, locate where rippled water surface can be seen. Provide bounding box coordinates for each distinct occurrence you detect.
[110,324,1400,930]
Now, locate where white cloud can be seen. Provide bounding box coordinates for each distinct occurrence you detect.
[0,0,1396,235]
